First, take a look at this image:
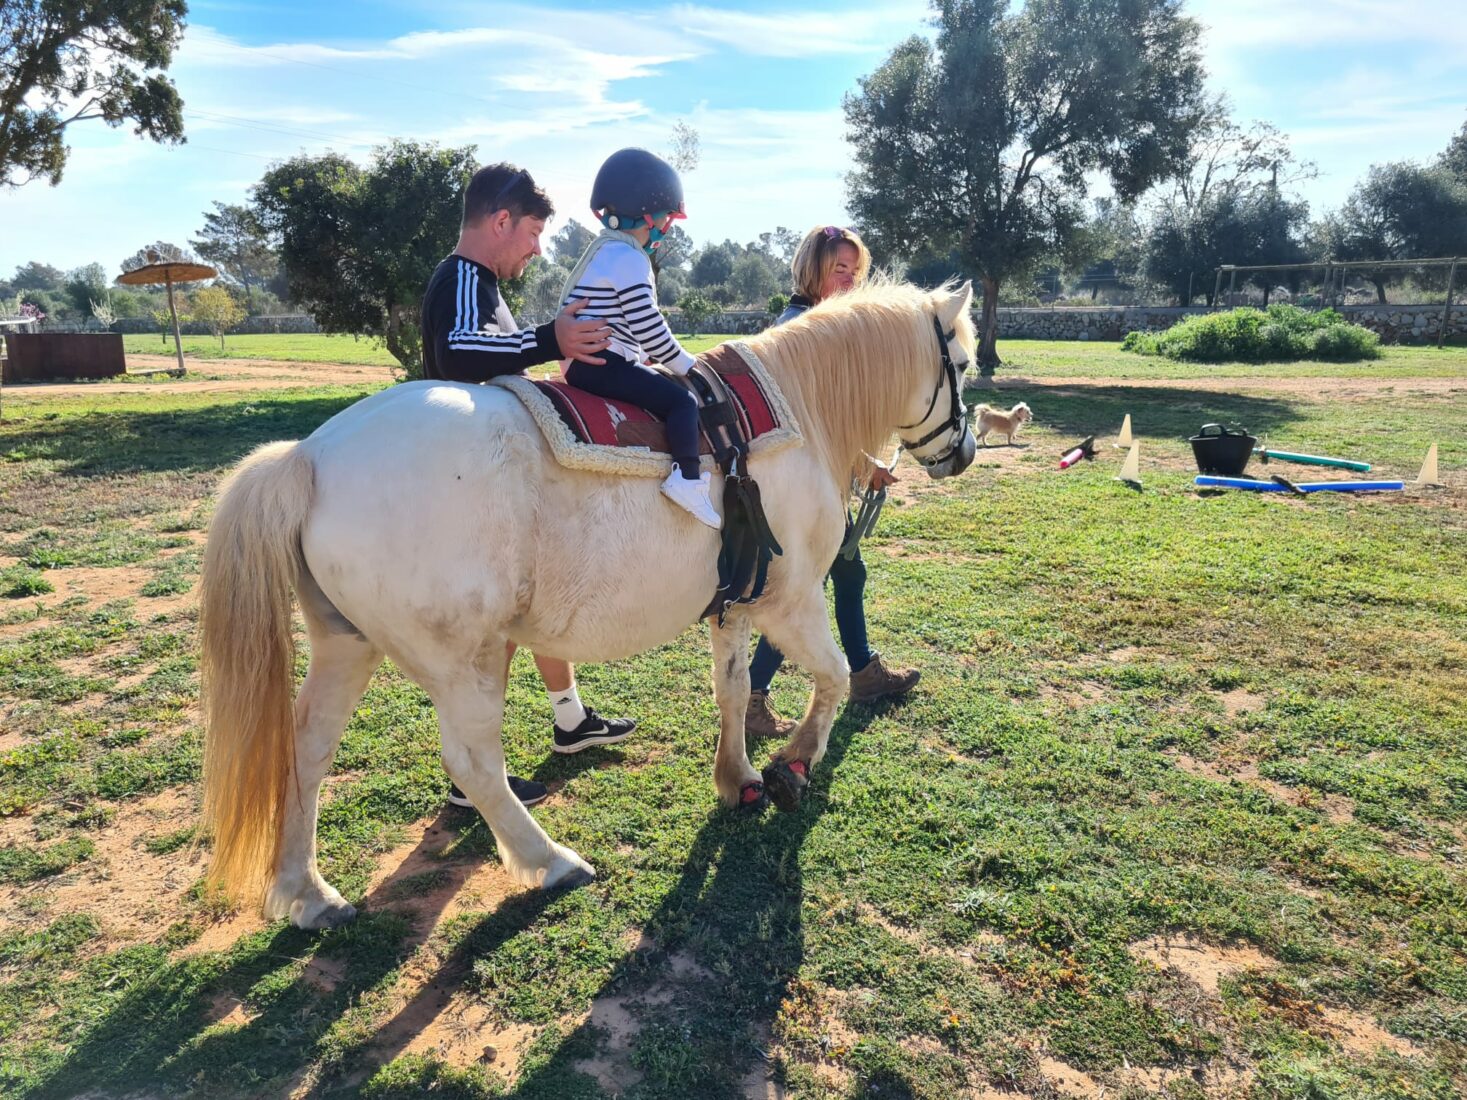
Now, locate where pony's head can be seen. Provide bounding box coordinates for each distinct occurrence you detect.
[749,277,979,486]
[893,280,977,480]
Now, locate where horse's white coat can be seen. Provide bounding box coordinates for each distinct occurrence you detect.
[207,282,977,928]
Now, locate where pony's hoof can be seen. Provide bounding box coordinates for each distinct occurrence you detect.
[541,845,596,892]
[760,759,808,813]
[295,899,357,931]
[738,780,769,814]
[546,864,596,892]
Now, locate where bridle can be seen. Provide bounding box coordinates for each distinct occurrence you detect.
[897,315,971,469]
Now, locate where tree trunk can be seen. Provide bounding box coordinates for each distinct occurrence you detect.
[1373,279,1387,304]
[384,304,416,376]
[1262,285,1271,306]
[976,277,1001,377]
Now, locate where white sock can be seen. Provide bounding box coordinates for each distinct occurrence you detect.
[550,684,587,729]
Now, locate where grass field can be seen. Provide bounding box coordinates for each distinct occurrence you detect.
[1,341,1465,1099]
[119,332,735,368]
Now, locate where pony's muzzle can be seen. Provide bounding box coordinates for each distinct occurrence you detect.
[925,429,977,479]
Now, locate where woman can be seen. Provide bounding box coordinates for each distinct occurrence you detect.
[746,225,921,737]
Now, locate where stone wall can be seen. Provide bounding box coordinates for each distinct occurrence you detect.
[991,304,1467,344]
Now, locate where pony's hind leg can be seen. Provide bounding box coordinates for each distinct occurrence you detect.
[756,591,849,811]
[432,648,594,891]
[708,612,766,810]
[266,615,382,929]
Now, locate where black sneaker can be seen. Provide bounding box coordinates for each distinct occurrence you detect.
[447,777,547,808]
[553,708,637,754]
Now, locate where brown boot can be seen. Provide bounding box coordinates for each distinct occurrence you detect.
[848,652,920,704]
[745,691,796,737]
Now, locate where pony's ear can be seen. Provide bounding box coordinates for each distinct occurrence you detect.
[937,280,974,327]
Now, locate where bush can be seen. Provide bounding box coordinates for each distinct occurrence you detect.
[1123,305,1380,363]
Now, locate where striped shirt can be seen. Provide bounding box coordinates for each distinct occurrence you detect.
[562,240,696,375]
[420,254,561,382]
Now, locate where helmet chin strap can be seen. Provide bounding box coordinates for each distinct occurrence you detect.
[597,211,678,256]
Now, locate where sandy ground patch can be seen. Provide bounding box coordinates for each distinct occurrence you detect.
[1132,933,1425,1061]
[0,787,205,943]
[0,563,194,638]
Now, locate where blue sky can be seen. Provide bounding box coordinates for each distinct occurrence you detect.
[3,0,1465,276]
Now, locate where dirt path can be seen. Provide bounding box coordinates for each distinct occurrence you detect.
[998,374,1467,399]
[3,354,394,398]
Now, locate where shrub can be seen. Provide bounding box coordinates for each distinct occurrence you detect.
[1,565,53,599]
[1123,305,1380,363]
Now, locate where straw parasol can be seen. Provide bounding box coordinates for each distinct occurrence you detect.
[116,250,219,377]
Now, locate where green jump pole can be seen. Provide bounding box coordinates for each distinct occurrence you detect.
[1255,447,1371,473]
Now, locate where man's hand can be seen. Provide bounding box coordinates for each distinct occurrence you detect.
[869,464,899,491]
[555,299,610,365]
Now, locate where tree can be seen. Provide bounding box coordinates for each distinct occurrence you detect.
[1070,198,1144,300]
[63,262,108,317]
[548,219,596,267]
[845,0,1207,373]
[1144,188,1307,306]
[191,285,245,349]
[667,121,700,174]
[253,140,477,376]
[691,240,739,289]
[120,241,195,272]
[11,261,63,291]
[1317,163,1467,302]
[1168,98,1316,214]
[653,224,694,274]
[728,250,781,306]
[191,202,278,313]
[676,289,717,338]
[1441,115,1467,182]
[0,0,187,188]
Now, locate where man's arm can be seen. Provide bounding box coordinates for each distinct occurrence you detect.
[425,258,559,382]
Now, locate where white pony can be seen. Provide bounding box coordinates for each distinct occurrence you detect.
[199,280,977,929]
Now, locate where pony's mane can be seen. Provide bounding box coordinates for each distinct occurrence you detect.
[747,278,973,487]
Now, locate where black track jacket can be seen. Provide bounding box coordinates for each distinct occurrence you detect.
[420,254,561,382]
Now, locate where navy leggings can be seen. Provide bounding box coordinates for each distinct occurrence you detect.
[566,352,701,478]
[750,521,872,693]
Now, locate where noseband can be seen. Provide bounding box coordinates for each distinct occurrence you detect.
[898,316,969,468]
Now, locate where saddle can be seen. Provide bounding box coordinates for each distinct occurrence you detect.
[489,342,798,622]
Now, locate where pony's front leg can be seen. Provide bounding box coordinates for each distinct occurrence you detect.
[708,612,766,810]
[266,627,382,929]
[756,591,849,812]
[432,651,594,891]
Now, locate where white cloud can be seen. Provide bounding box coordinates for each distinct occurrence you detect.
[669,1,930,57]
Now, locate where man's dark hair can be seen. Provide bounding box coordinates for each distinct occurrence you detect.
[462,163,554,228]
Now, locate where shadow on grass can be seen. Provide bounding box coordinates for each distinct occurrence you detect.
[0,394,370,477]
[505,701,884,1100]
[966,381,1307,444]
[27,810,549,1099]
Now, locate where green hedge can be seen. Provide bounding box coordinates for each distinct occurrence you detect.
[1122,304,1381,363]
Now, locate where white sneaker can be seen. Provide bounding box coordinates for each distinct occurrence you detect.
[660,470,722,529]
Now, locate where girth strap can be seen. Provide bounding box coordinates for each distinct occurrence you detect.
[685,363,783,625]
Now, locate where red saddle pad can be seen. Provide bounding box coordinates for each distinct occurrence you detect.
[532,343,783,455]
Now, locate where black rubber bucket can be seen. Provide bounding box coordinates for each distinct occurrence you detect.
[1190,423,1256,476]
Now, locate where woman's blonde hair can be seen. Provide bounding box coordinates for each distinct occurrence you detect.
[789,225,872,302]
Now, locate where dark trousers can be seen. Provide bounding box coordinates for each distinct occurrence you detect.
[750,534,872,693]
[566,352,701,478]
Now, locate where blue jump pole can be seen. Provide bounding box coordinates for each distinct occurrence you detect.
[1195,476,1404,493]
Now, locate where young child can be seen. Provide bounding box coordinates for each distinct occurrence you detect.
[559,148,720,529]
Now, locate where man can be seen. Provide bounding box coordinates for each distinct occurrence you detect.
[421,162,637,809]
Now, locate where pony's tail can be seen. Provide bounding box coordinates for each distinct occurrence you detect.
[199,440,314,907]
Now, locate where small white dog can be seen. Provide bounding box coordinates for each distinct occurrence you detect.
[974,401,1033,445]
